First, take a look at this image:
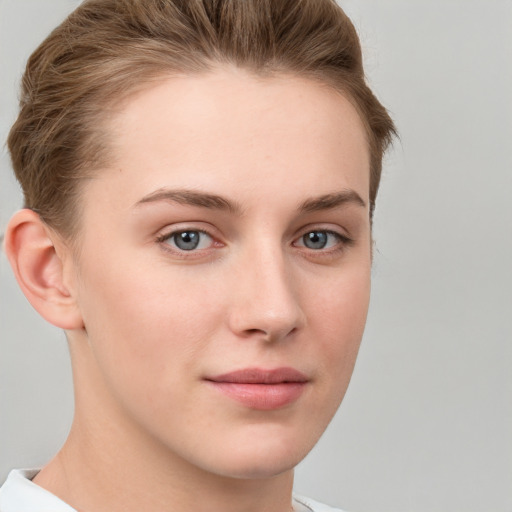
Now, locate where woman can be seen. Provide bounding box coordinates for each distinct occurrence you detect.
[1,1,395,511]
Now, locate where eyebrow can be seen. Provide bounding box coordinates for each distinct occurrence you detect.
[298,190,367,212]
[134,187,366,214]
[135,188,243,214]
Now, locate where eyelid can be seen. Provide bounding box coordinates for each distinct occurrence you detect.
[155,223,224,257]
[153,222,354,260]
[161,229,213,249]
[293,223,353,242]
[292,226,355,255]
[294,230,340,247]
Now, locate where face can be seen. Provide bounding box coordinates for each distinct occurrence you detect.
[67,69,371,480]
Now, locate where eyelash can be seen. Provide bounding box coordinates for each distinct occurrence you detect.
[293,230,354,254]
[156,229,218,257]
[155,227,354,258]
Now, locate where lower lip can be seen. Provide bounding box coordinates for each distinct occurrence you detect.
[207,382,307,410]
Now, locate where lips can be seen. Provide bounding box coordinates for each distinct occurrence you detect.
[205,368,309,410]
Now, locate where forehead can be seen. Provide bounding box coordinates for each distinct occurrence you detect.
[88,69,370,211]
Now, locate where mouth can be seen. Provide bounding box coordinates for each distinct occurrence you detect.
[204,367,309,410]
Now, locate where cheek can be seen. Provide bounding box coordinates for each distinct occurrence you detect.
[309,264,371,382]
[288,264,370,446]
[315,260,370,329]
[80,248,217,339]
[74,253,224,398]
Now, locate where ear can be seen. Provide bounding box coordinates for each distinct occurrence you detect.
[4,209,84,330]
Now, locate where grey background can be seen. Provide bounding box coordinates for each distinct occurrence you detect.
[1,0,511,511]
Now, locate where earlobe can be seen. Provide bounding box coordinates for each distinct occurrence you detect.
[4,209,84,330]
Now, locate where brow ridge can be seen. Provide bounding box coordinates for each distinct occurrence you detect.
[135,187,366,215]
[299,190,367,213]
[135,188,242,214]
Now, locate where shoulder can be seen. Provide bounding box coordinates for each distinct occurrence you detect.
[293,494,349,512]
[0,469,76,512]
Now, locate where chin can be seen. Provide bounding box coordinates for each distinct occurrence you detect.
[211,454,301,480]
[195,432,315,480]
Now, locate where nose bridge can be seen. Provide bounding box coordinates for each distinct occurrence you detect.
[228,237,305,341]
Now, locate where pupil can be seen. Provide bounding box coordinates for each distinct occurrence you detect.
[304,231,327,249]
[175,231,200,250]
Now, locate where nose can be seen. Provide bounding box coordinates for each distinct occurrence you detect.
[227,244,306,342]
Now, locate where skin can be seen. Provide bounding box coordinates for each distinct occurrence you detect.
[7,68,371,512]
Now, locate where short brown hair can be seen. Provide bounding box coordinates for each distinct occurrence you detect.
[8,0,396,238]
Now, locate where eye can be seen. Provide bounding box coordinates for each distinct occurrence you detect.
[160,230,214,251]
[295,230,348,250]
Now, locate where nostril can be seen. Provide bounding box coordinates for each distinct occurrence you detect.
[241,325,300,342]
[243,328,269,338]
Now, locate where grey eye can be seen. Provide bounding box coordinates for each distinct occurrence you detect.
[169,231,211,251]
[298,230,343,250]
[302,231,329,249]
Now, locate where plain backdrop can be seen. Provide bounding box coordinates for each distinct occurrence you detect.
[1,1,511,511]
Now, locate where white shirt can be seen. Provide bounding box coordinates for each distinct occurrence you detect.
[0,469,346,512]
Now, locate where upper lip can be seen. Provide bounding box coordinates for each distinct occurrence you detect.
[205,367,309,384]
